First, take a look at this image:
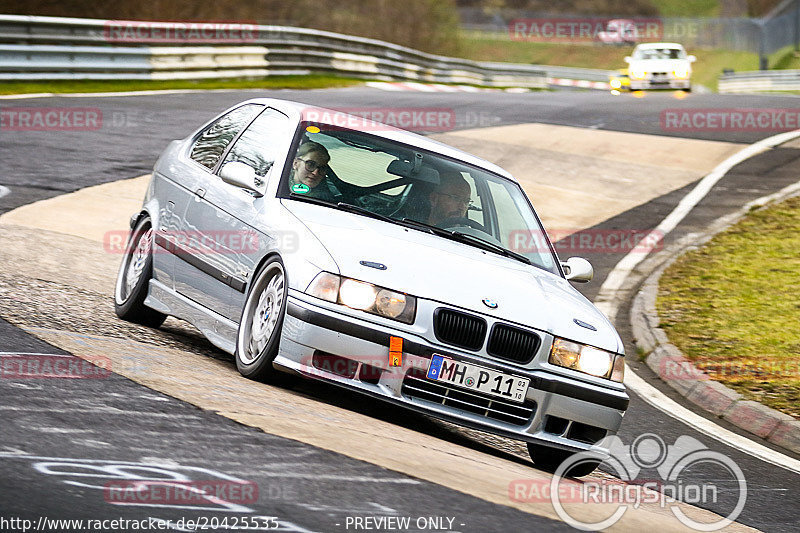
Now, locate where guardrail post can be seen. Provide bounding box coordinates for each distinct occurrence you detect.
[795,0,800,52]
[757,20,768,70]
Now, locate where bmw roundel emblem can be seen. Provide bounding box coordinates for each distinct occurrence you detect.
[482,298,498,309]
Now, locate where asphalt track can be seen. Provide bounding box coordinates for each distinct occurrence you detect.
[1,88,799,532]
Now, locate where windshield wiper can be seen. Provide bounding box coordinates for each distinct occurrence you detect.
[450,231,531,265]
[288,196,410,227]
[398,218,452,236]
[335,202,397,224]
[401,218,531,265]
[287,193,334,207]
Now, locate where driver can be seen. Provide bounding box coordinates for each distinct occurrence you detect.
[428,172,472,226]
[289,141,339,201]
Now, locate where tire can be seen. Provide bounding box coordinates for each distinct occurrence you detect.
[527,442,600,477]
[235,256,290,382]
[114,216,167,328]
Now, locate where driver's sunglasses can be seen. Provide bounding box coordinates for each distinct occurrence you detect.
[437,192,474,208]
[297,157,329,174]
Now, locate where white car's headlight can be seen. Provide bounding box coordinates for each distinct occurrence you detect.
[549,338,624,382]
[673,66,690,79]
[307,272,416,324]
[629,67,647,80]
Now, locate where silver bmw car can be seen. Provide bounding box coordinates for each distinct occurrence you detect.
[115,98,629,475]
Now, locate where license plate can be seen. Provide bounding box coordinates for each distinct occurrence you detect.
[426,354,529,404]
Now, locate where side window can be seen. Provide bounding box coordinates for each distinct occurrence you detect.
[220,108,289,181]
[189,104,262,170]
[461,173,485,227]
[487,180,527,249]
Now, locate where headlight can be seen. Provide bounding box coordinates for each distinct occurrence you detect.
[307,272,416,324]
[673,66,690,79]
[609,78,622,89]
[339,279,377,310]
[306,272,340,302]
[629,68,647,80]
[549,337,623,381]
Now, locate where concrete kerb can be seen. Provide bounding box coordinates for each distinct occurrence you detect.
[630,182,800,454]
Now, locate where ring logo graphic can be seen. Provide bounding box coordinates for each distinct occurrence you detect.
[550,434,747,531]
[508,434,747,530]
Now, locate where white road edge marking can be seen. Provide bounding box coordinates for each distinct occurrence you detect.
[596,128,800,322]
[0,88,268,100]
[626,368,800,474]
[595,128,800,474]
[0,185,10,199]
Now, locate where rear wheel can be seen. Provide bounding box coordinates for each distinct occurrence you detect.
[527,442,600,477]
[235,257,290,382]
[114,216,167,328]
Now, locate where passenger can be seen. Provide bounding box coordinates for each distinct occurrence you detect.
[289,141,339,201]
[428,172,473,226]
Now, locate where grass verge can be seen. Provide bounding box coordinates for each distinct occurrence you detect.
[459,32,795,91]
[0,74,364,95]
[657,195,800,419]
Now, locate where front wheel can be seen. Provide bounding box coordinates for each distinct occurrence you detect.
[236,257,289,382]
[527,442,600,477]
[114,216,167,328]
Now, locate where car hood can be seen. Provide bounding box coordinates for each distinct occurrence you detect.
[630,58,689,72]
[282,201,622,353]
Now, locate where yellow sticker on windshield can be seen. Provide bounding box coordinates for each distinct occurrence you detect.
[306,126,320,134]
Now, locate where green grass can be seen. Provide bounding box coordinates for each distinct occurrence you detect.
[771,45,800,70]
[652,0,720,17]
[459,32,798,91]
[0,74,364,95]
[657,196,800,419]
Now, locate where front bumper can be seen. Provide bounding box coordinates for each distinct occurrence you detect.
[629,78,691,90]
[276,293,629,454]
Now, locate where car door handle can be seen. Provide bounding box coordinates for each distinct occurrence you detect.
[195,188,206,198]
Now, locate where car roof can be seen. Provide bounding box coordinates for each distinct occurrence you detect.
[634,42,685,50]
[232,98,517,183]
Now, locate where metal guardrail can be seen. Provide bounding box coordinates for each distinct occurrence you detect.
[0,14,551,87]
[718,69,800,93]
[0,14,614,89]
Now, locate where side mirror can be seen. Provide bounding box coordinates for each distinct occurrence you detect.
[687,55,697,62]
[562,257,593,283]
[624,56,632,63]
[220,161,262,197]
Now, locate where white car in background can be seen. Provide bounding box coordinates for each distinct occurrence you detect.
[625,42,696,91]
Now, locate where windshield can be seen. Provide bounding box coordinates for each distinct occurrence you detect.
[278,122,560,275]
[633,47,686,60]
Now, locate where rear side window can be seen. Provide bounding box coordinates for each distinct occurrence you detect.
[189,104,262,169]
[221,108,290,179]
